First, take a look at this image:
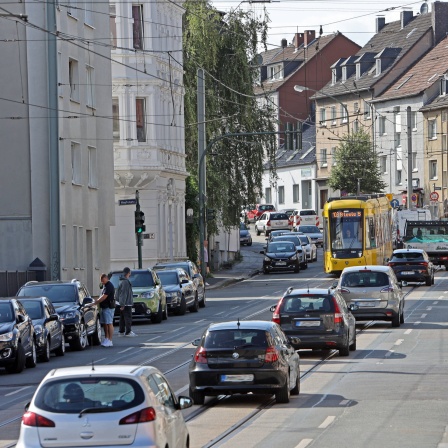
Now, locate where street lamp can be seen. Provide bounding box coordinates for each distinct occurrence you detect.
[294,85,350,135]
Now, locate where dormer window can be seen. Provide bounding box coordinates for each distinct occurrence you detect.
[342,66,347,82]
[269,64,283,81]
[356,63,361,80]
[375,59,381,76]
[332,69,337,85]
[440,76,448,96]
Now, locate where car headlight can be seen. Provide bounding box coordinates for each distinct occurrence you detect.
[264,256,271,261]
[290,255,297,260]
[34,325,43,335]
[141,291,155,299]
[0,332,13,341]
[59,311,77,320]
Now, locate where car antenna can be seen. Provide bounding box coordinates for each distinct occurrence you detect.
[237,318,240,329]
[91,360,95,371]
[307,284,310,294]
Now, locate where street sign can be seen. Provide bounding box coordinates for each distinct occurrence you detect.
[411,193,418,202]
[119,199,137,205]
[430,191,439,201]
[143,233,155,239]
[390,199,400,208]
[435,186,442,191]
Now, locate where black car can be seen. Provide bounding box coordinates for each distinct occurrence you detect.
[189,320,300,405]
[270,288,357,356]
[260,241,301,274]
[17,280,101,351]
[270,235,308,269]
[239,222,252,246]
[0,298,37,373]
[388,249,435,286]
[156,268,199,315]
[154,260,206,307]
[19,297,65,361]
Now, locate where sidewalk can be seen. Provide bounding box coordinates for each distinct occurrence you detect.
[206,248,261,290]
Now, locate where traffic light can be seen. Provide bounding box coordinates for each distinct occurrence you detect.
[207,209,215,221]
[134,210,146,234]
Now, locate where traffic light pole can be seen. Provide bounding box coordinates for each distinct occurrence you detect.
[136,190,142,269]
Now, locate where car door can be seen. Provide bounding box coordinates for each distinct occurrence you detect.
[15,301,33,355]
[189,262,204,298]
[179,270,194,305]
[79,285,95,332]
[336,293,354,343]
[45,299,62,351]
[272,325,294,374]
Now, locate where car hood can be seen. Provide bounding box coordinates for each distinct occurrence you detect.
[240,230,250,237]
[31,317,46,326]
[52,303,78,313]
[0,322,15,334]
[266,251,297,258]
[133,286,156,294]
[162,284,181,293]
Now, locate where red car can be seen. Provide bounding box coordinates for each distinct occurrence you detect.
[246,204,275,223]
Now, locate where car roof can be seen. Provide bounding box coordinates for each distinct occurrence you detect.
[109,269,152,274]
[208,321,276,331]
[0,297,21,301]
[341,265,391,274]
[20,280,79,286]
[392,249,425,254]
[155,268,184,275]
[14,296,46,301]
[43,365,162,379]
[155,261,191,266]
[284,288,333,296]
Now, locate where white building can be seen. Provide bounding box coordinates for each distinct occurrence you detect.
[110,0,188,269]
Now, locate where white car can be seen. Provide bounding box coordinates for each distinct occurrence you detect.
[292,233,317,262]
[255,212,291,236]
[17,365,192,448]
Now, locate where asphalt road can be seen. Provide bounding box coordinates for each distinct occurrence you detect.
[1,233,448,448]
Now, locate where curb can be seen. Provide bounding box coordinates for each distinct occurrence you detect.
[206,269,260,290]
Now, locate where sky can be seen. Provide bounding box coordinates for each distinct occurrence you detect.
[211,0,430,50]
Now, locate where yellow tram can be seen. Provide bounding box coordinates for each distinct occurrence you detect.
[322,195,393,274]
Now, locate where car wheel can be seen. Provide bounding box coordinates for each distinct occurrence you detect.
[70,322,88,351]
[40,338,51,362]
[6,343,25,374]
[54,333,65,357]
[275,377,290,403]
[189,294,200,313]
[426,275,432,286]
[339,336,350,356]
[391,313,400,328]
[256,226,261,236]
[290,369,300,395]
[294,264,300,273]
[248,241,253,246]
[199,290,206,308]
[432,273,435,285]
[162,303,168,320]
[349,333,357,351]
[90,318,102,346]
[175,296,187,316]
[25,339,37,368]
[263,269,269,275]
[189,387,205,405]
[151,301,164,324]
[301,261,308,270]
[400,307,405,324]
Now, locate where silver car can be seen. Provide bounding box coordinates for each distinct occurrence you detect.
[17,365,192,448]
[335,265,405,327]
[292,233,317,262]
[295,225,323,247]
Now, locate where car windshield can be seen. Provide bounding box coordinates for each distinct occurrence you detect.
[273,236,301,246]
[20,301,44,319]
[341,271,390,288]
[33,377,145,414]
[239,222,248,230]
[269,213,288,220]
[204,329,268,348]
[297,236,309,245]
[300,210,316,216]
[110,271,154,288]
[281,295,334,313]
[156,271,179,286]
[0,302,13,323]
[18,285,77,304]
[300,226,320,233]
[392,252,424,261]
[267,242,296,253]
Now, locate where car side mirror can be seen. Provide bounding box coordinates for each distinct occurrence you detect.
[178,396,193,410]
[331,280,338,289]
[269,305,276,312]
[46,314,59,323]
[82,297,94,306]
[348,304,359,312]
[192,338,201,347]
[16,314,26,323]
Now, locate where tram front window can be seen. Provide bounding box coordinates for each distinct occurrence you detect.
[330,209,363,250]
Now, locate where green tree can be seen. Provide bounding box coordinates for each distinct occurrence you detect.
[329,129,387,194]
[183,0,277,247]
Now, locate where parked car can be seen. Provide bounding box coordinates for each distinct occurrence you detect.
[270,235,308,269]
[260,241,301,274]
[156,268,199,315]
[278,209,295,218]
[335,265,405,327]
[189,320,300,404]
[293,233,317,262]
[16,365,193,448]
[246,204,275,223]
[268,230,291,241]
[388,248,435,286]
[17,280,101,351]
[154,260,206,308]
[294,225,323,247]
[291,209,320,230]
[0,298,37,373]
[19,297,65,361]
[255,212,290,236]
[109,269,168,324]
[270,287,357,356]
[239,222,252,246]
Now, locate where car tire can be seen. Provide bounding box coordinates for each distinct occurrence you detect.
[199,291,206,308]
[189,387,205,405]
[40,338,51,362]
[6,343,25,374]
[70,322,88,351]
[391,313,400,328]
[263,269,269,275]
[151,301,164,324]
[426,275,432,286]
[248,241,252,246]
[339,337,350,356]
[176,296,187,316]
[294,265,300,273]
[54,333,65,357]
[301,262,308,270]
[349,333,357,351]
[290,369,300,395]
[400,307,405,324]
[432,274,435,285]
[189,295,199,313]
[275,377,290,403]
[25,340,37,368]
[90,318,102,346]
[256,226,261,236]
[162,303,168,320]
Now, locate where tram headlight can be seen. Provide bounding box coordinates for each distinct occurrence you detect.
[358,251,362,257]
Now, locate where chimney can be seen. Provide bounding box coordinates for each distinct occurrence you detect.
[304,30,316,47]
[432,1,448,45]
[401,8,413,28]
[293,33,304,49]
[281,38,288,49]
[376,15,386,33]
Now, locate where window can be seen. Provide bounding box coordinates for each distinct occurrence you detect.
[379,116,386,135]
[396,170,402,185]
[321,148,327,167]
[110,4,117,48]
[375,58,381,76]
[364,101,371,120]
[73,226,78,267]
[112,98,120,141]
[84,0,93,26]
[411,111,417,130]
[356,63,361,80]
[353,102,359,114]
[443,111,447,122]
[269,64,283,80]
[293,184,299,203]
[88,146,97,188]
[71,142,82,184]
[69,59,79,101]
[58,52,62,96]
[86,65,95,108]
[394,107,401,133]
[136,98,146,142]
[331,69,337,85]
[341,104,348,123]
[331,106,336,125]
[443,134,447,153]
[278,186,285,204]
[342,66,347,82]
[353,120,359,133]
[265,187,272,203]
[380,155,387,174]
[132,5,144,50]
[320,108,326,126]
[61,225,66,269]
[59,140,65,182]
[440,77,448,95]
[332,147,337,166]
[78,227,84,269]
[428,119,437,139]
[395,133,401,148]
[430,160,438,179]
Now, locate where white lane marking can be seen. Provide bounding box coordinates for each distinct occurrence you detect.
[404,329,412,335]
[414,321,421,325]
[5,386,30,396]
[318,416,336,429]
[427,307,432,311]
[118,347,133,354]
[295,440,313,448]
[394,339,404,346]
[439,296,445,300]
[385,350,394,357]
[174,384,189,396]
[194,319,205,323]
[86,357,106,364]
[433,301,439,305]
[146,336,160,341]
[339,399,350,406]
[172,327,185,332]
[421,314,427,319]
[231,306,239,309]
[215,312,225,315]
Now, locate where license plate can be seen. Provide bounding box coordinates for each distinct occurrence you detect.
[401,271,414,275]
[220,374,254,382]
[132,308,135,313]
[357,301,376,307]
[276,262,287,266]
[295,320,320,327]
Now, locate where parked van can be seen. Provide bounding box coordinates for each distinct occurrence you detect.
[291,209,320,230]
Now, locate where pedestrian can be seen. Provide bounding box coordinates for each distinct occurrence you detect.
[89,274,115,346]
[117,267,136,337]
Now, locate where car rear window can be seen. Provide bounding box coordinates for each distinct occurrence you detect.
[204,329,268,348]
[341,271,390,287]
[0,302,13,323]
[266,242,296,252]
[299,226,320,233]
[300,210,317,216]
[281,295,334,312]
[259,205,274,211]
[110,271,155,288]
[391,252,424,261]
[20,300,44,319]
[156,271,179,285]
[34,377,145,414]
[269,213,288,220]
[18,285,77,304]
[273,236,301,246]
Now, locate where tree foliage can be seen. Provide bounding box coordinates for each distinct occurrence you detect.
[328,129,387,194]
[183,1,277,241]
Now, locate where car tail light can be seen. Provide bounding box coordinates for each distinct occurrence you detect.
[193,346,208,364]
[119,407,156,425]
[271,299,283,324]
[266,220,271,228]
[380,286,394,293]
[388,262,396,266]
[22,411,55,428]
[264,346,279,363]
[339,288,350,294]
[418,262,428,267]
[332,297,343,324]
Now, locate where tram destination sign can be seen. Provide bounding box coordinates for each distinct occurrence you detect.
[331,211,362,218]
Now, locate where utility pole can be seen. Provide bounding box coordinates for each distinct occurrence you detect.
[407,106,413,209]
[135,190,144,269]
